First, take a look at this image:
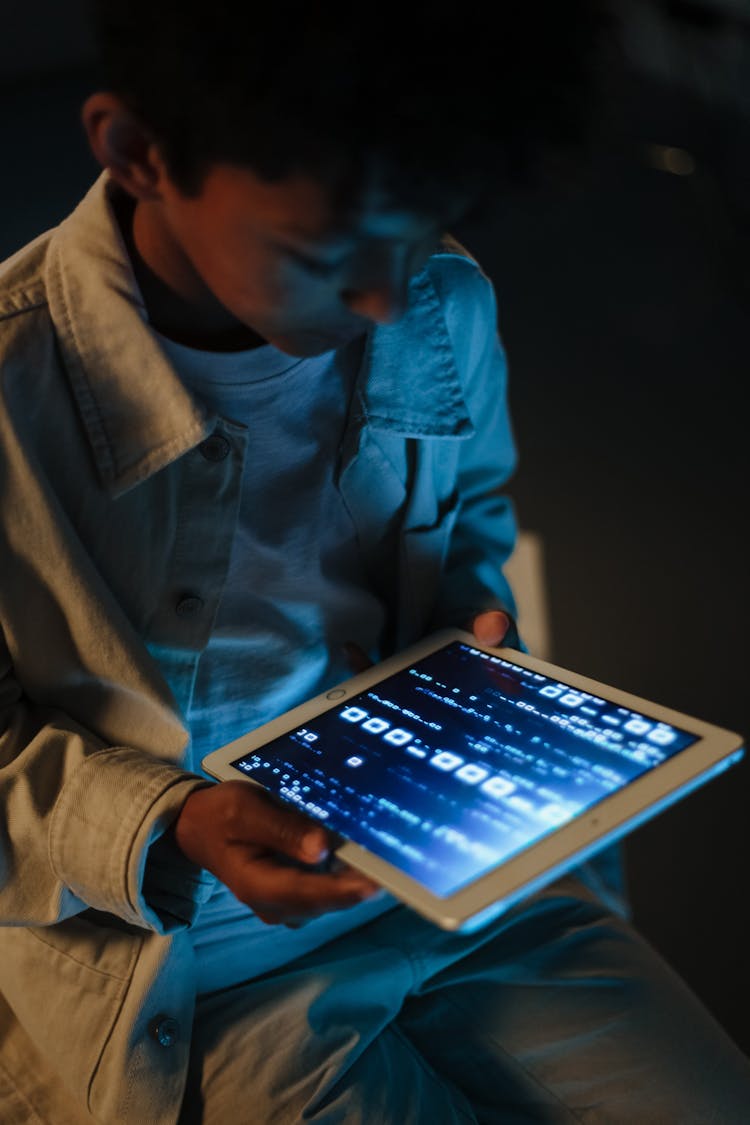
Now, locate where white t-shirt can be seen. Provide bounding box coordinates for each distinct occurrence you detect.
[154,331,396,993]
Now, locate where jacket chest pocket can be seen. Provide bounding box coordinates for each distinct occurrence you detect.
[399,493,460,646]
[340,428,463,649]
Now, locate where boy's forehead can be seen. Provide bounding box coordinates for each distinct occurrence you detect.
[278,205,435,243]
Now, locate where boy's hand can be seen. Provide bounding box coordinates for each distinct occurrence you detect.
[343,610,512,675]
[182,614,511,926]
[173,781,379,926]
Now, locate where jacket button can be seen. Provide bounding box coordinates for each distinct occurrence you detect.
[199,434,231,462]
[150,1016,179,1047]
[175,594,204,617]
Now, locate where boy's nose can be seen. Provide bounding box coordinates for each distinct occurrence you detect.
[339,243,411,325]
[340,281,409,325]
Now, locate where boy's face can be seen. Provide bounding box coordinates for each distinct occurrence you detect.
[133,158,449,356]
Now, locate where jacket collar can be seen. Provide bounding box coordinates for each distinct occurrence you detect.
[45,173,211,498]
[361,260,474,440]
[45,173,472,499]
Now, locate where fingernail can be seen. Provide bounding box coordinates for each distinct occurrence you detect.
[301,831,328,863]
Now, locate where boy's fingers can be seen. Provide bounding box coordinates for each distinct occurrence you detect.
[232,855,380,918]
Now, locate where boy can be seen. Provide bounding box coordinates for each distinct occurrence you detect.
[1,2,749,1121]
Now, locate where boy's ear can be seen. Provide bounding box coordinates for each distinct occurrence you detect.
[81,92,168,202]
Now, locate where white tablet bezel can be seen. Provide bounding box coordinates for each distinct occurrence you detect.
[201,628,744,932]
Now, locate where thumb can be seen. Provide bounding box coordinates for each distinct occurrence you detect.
[220,782,332,864]
[470,610,511,647]
[258,799,331,864]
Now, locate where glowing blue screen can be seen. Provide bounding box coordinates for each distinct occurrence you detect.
[229,641,697,897]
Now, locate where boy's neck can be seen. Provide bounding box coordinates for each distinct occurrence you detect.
[113,190,268,353]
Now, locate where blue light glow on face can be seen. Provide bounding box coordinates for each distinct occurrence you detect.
[230,642,697,897]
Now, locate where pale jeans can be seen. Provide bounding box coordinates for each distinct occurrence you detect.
[177,875,750,1124]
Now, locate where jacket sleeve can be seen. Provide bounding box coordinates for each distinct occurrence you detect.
[0,628,215,932]
[426,252,525,649]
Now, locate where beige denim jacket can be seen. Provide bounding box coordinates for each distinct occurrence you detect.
[0,174,518,1122]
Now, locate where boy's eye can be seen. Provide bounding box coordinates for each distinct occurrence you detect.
[293,253,347,278]
[281,229,441,280]
[282,246,349,278]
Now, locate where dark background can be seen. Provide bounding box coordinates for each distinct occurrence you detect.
[2,0,748,1055]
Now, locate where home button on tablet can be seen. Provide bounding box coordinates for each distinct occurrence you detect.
[326,688,347,700]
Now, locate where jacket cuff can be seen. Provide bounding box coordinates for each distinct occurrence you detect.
[50,747,215,932]
[142,815,217,931]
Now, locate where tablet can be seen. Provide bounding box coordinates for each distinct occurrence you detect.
[201,628,745,932]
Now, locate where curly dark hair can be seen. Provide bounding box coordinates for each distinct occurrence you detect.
[84,0,612,216]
